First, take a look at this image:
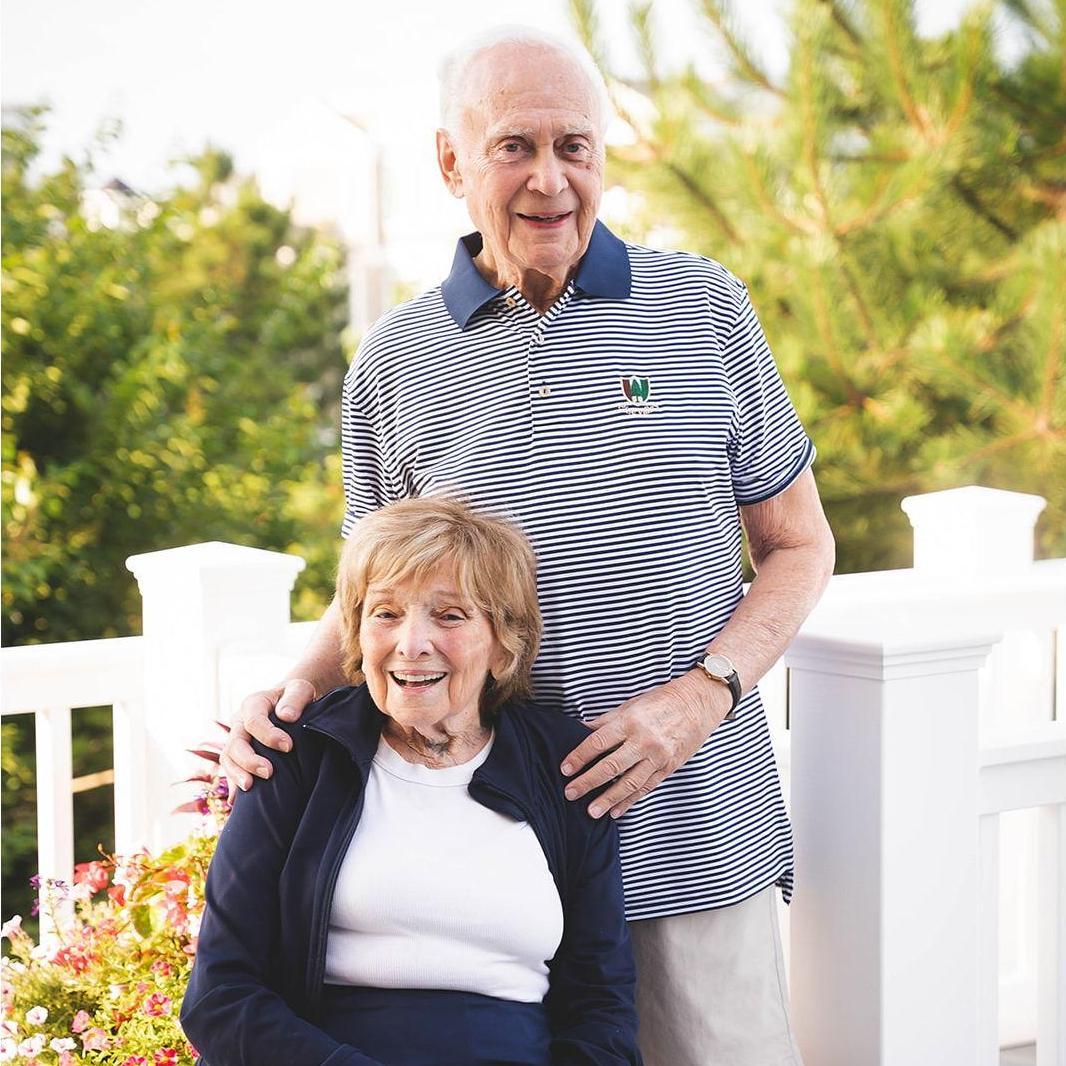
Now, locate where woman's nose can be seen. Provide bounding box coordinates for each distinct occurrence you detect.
[395,614,433,659]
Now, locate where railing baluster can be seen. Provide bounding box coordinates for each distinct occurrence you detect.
[1038,803,1066,1066]
[111,696,148,855]
[34,706,74,938]
[979,813,1001,1066]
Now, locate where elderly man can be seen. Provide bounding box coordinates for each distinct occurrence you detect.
[225,26,834,1066]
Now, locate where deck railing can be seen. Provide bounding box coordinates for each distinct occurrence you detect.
[2,486,1064,1064]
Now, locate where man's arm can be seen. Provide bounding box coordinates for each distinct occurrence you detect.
[560,468,835,819]
[220,596,347,791]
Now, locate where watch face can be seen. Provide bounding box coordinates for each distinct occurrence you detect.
[702,653,734,678]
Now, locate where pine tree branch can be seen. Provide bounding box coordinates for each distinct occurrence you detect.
[877,0,932,139]
[810,268,869,408]
[1038,301,1063,430]
[569,0,609,71]
[697,0,784,97]
[682,67,743,126]
[736,149,816,235]
[816,0,864,47]
[951,176,1019,240]
[836,255,880,350]
[663,159,740,242]
[629,2,661,94]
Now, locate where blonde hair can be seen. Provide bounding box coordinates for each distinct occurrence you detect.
[336,497,541,716]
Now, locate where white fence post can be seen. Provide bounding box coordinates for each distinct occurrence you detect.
[901,485,1045,577]
[786,626,998,1066]
[125,542,305,851]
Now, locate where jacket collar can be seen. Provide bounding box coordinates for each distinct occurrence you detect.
[301,684,536,801]
[440,219,632,330]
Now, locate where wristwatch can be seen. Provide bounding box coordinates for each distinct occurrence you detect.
[696,652,742,721]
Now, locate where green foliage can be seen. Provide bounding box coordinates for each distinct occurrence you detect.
[573,0,1066,571]
[2,108,350,645]
[1,110,350,952]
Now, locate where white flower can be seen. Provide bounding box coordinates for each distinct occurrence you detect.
[49,1037,77,1052]
[24,1007,47,1027]
[69,882,93,902]
[17,1034,45,1056]
[0,916,21,939]
[0,1037,16,1062]
[0,1023,14,1038]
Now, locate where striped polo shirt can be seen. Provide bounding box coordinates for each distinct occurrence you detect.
[341,220,815,920]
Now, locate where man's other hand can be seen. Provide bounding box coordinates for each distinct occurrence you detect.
[559,672,730,820]
[221,679,317,791]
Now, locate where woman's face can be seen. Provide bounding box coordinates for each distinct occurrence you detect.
[360,567,505,741]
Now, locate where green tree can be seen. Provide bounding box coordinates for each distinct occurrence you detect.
[2,110,350,930]
[2,108,349,645]
[574,0,1065,571]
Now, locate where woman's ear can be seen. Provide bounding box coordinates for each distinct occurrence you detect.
[488,642,511,683]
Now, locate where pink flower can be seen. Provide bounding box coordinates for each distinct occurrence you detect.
[143,993,172,1017]
[73,861,110,893]
[70,1010,91,1033]
[121,1057,148,1065]
[80,1027,111,1052]
[58,1054,76,1066]
[150,959,172,977]
[153,1049,178,1065]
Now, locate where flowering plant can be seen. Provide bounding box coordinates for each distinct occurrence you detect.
[1,749,232,1064]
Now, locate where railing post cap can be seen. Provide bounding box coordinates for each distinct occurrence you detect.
[901,485,1046,524]
[786,622,1000,680]
[126,540,306,580]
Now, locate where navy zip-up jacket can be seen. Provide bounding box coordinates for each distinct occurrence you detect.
[180,685,640,1066]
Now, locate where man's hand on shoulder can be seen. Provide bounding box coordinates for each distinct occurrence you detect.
[559,671,732,820]
[221,679,317,792]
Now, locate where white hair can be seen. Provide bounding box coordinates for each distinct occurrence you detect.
[438,25,611,135]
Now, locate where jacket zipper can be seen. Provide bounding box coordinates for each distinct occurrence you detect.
[302,734,368,1012]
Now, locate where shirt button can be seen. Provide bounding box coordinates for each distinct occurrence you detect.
[505,296,517,309]
[538,385,552,398]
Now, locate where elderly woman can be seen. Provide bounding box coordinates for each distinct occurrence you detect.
[180,497,640,1066]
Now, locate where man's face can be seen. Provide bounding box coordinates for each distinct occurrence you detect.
[437,44,605,284]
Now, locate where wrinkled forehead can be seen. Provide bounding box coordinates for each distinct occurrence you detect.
[457,43,601,135]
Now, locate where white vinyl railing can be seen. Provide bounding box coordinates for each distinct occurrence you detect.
[1,486,1063,1064]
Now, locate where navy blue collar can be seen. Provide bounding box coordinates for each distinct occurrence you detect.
[440,219,632,330]
[301,684,538,804]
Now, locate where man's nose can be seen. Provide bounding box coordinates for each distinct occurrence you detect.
[527,151,568,197]
[396,614,433,658]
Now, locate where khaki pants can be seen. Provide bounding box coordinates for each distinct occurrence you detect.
[629,886,803,1066]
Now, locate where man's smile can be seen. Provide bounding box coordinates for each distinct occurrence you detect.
[517,211,573,227]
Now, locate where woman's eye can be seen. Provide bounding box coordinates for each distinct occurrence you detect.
[440,611,466,622]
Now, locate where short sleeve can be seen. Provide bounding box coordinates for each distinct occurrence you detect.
[340,363,401,537]
[724,280,815,506]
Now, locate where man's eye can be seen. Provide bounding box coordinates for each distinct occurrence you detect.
[563,142,587,154]
[440,611,466,622]
[501,141,524,154]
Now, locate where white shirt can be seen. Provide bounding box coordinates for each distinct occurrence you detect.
[324,733,564,1002]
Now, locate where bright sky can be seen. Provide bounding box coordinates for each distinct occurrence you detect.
[3,0,977,291]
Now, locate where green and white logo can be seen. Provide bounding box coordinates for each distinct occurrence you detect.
[618,374,660,416]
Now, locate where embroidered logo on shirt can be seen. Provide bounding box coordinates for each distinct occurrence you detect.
[618,375,661,416]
